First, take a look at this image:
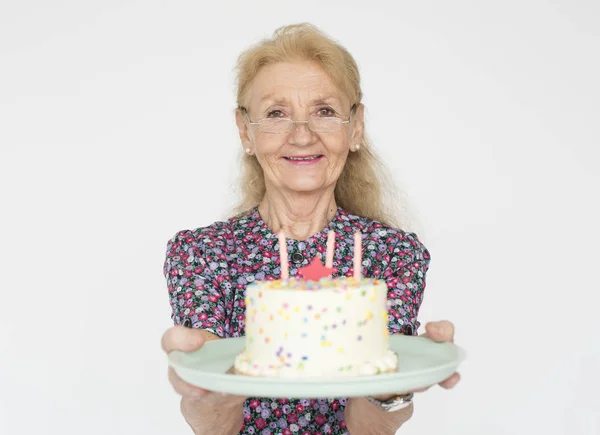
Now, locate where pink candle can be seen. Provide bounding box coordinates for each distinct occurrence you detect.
[278,231,289,280]
[325,230,335,269]
[353,232,362,281]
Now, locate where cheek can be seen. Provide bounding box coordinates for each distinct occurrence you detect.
[255,136,285,159]
[323,137,350,161]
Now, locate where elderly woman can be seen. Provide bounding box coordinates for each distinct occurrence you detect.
[162,23,460,435]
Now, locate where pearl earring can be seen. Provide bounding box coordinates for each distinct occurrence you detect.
[245,148,251,154]
[354,144,361,151]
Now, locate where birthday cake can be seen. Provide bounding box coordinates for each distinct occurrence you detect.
[233,231,398,378]
[234,276,397,377]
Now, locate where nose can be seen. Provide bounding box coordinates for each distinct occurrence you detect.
[289,120,312,146]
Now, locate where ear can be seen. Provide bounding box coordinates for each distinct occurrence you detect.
[235,109,253,153]
[350,103,365,147]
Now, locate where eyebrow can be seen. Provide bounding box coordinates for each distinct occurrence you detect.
[259,94,341,106]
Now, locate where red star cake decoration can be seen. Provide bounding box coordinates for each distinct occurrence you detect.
[298,256,337,281]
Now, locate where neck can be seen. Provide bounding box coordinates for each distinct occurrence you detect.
[258,188,338,240]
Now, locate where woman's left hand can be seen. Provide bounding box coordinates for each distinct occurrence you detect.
[414,320,461,391]
[343,320,462,434]
[372,319,460,401]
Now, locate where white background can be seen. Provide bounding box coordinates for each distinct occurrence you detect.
[1,1,599,434]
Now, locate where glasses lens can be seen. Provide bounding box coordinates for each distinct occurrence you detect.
[309,117,342,133]
[260,118,291,134]
[258,117,343,133]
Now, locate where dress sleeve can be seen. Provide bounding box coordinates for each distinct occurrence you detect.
[163,230,229,338]
[382,232,431,336]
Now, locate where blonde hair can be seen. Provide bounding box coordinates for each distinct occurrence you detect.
[232,23,413,230]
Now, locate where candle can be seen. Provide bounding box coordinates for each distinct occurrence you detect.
[325,230,335,270]
[278,231,289,280]
[353,232,362,281]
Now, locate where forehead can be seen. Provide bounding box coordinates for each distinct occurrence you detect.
[247,61,349,107]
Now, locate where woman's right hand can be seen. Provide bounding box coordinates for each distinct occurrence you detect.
[162,326,247,435]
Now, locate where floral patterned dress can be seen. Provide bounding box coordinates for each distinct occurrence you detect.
[163,207,430,435]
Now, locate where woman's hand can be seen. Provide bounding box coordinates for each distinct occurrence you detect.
[162,326,247,435]
[415,320,461,390]
[373,319,461,402]
[345,320,461,434]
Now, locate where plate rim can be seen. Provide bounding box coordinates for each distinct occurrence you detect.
[168,334,466,384]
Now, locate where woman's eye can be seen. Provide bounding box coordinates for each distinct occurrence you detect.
[317,107,336,117]
[266,110,285,118]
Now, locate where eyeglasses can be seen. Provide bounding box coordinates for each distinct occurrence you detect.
[242,106,355,134]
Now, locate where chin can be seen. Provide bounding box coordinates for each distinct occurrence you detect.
[283,179,326,193]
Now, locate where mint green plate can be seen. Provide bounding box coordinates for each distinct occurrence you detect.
[168,335,465,398]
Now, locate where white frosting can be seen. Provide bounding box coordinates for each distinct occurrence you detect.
[234,277,398,378]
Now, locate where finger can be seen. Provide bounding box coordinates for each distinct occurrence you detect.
[168,367,209,397]
[439,372,461,389]
[423,320,455,343]
[161,325,205,354]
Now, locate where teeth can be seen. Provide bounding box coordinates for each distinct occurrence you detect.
[288,155,319,161]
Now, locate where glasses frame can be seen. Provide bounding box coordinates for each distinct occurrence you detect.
[241,104,357,134]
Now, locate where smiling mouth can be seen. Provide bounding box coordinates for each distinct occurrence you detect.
[283,154,324,162]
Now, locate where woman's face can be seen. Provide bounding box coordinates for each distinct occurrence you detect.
[236,60,364,196]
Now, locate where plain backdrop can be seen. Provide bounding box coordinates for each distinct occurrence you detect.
[1,1,599,434]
